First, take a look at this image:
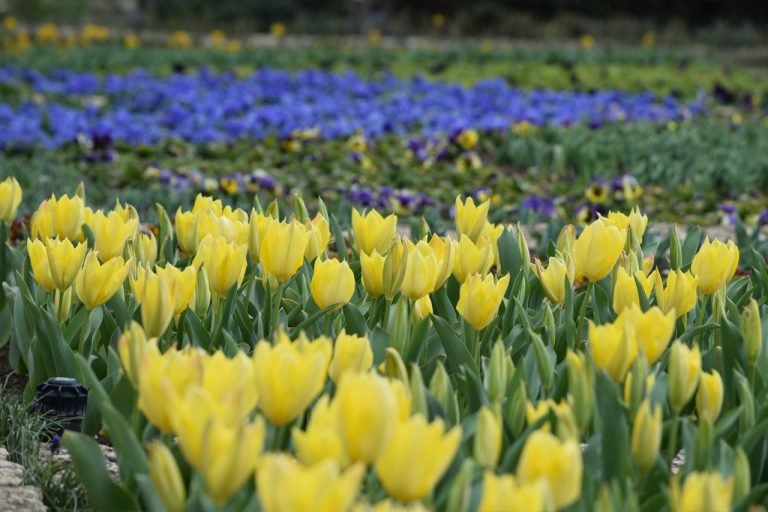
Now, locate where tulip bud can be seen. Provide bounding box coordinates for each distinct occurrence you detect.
[383,347,409,387]
[0,177,22,224]
[737,375,755,434]
[544,305,556,345]
[387,298,410,355]
[446,459,474,512]
[692,418,714,471]
[412,295,433,321]
[668,341,701,412]
[503,379,527,437]
[430,361,460,425]
[310,258,355,309]
[486,340,508,403]
[530,331,554,392]
[566,350,593,432]
[147,442,186,512]
[696,371,724,424]
[557,224,575,258]
[742,298,763,366]
[141,270,174,338]
[137,232,158,267]
[194,265,211,317]
[669,226,682,270]
[117,321,148,387]
[474,406,502,469]
[383,239,407,299]
[409,363,428,416]
[630,400,662,474]
[624,355,648,416]
[732,447,751,503]
[54,287,72,322]
[266,198,279,219]
[293,193,309,223]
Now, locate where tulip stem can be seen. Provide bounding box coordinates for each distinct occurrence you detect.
[574,282,593,348]
[666,412,680,468]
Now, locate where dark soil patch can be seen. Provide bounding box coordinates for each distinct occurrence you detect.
[0,344,27,399]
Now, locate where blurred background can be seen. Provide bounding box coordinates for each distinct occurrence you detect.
[1,0,767,46]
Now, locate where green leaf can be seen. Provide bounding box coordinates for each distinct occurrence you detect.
[329,213,347,260]
[61,432,139,512]
[596,371,629,482]
[185,309,213,349]
[343,303,368,336]
[678,322,719,343]
[681,226,702,270]
[432,315,480,376]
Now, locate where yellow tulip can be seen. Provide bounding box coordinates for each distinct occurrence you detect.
[588,315,637,382]
[260,220,310,283]
[147,442,186,512]
[248,209,275,263]
[696,370,724,424]
[136,232,158,266]
[311,258,355,309]
[655,269,698,318]
[199,351,259,425]
[454,196,489,243]
[192,193,223,214]
[0,177,22,223]
[532,255,573,305]
[613,266,640,314]
[743,298,762,366]
[516,430,583,510]
[352,208,397,255]
[360,250,386,297]
[412,295,433,321]
[257,455,365,512]
[566,351,594,432]
[574,219,625,282]
[624,305,675,364]
[400,241,438,300]
[140,269,174,338]
[87,210,138,262]
[352,499,430,512]
[27,238,57,292]
[31,194,85,241]
[478,472,547,512]
[196,210,249,247]
[292,395,349,467]
[175,208,199,254]
[630,400,662,474]
[473,406,502,469]
[668,341,701,412]
[117,321,148,387]
[156,264,197,315]
[328,331,373,383]
[456,273,510,330]
[483,222,506,268]
[252,331,331,425]
[193,235,247,297]
[600,207,648,241]
[691,238,739,295]
[525,400,579,440]
[75,251,130,309]
[671,471,733,512]
[335,372,397,464]
[375,414,461,502]
[427,234,455,290]
[452,235,494,284]
[138,343,203,432]
[305,213,331,261]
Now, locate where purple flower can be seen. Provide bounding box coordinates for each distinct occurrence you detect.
[521,195,556,217]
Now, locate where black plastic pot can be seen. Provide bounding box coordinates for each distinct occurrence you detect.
[32,377,88,433]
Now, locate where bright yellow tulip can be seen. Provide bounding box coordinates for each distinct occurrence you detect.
[532,255,573,305]
[427,234,455,290]
[624,305,675,364]
[478,472,547,512]
[0,177,22,223]
[194,235,247,297]
[400,241,438,300]
[352,208,397,255]
[31,194,86,241]
[473,406,502,469]
[696,370,724,424]
[655,270,698,318]
[588,315,637,382]
[257,455,365,512]
[87,210,138,262]
[525,400,579,440]
[140,269,174,338]
[668,341,701,412]
[630,400,662,474]
[311,258,355,309]
[292,395,348,467]
[691,238,739,295]
[600,207,648,241]
[174,208,199,254]
[252,331,331,425]
[328,331,373,383]
[248,209,275,263]
[360,250,386,297]
[412,295,433,320]
[196,210,249,247]
[375,414,461,502]
[136,232,158,266]
[456,273,510,330]
[516,430,583,510]
[335,372,397,464]
[117,321,148,388]
[574,219,625,282]
[305,213,331,261]
[671,471,733,512]
[75,251,130,309]
[454,196,489,243]
[45,238,88,292]
[147,442,186,512]
[452,235,493,284]
[613,266,641,314]
[198,351,259,425]
[27,238,57,292]
[156,264,197,315]
[260,220,310,283]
